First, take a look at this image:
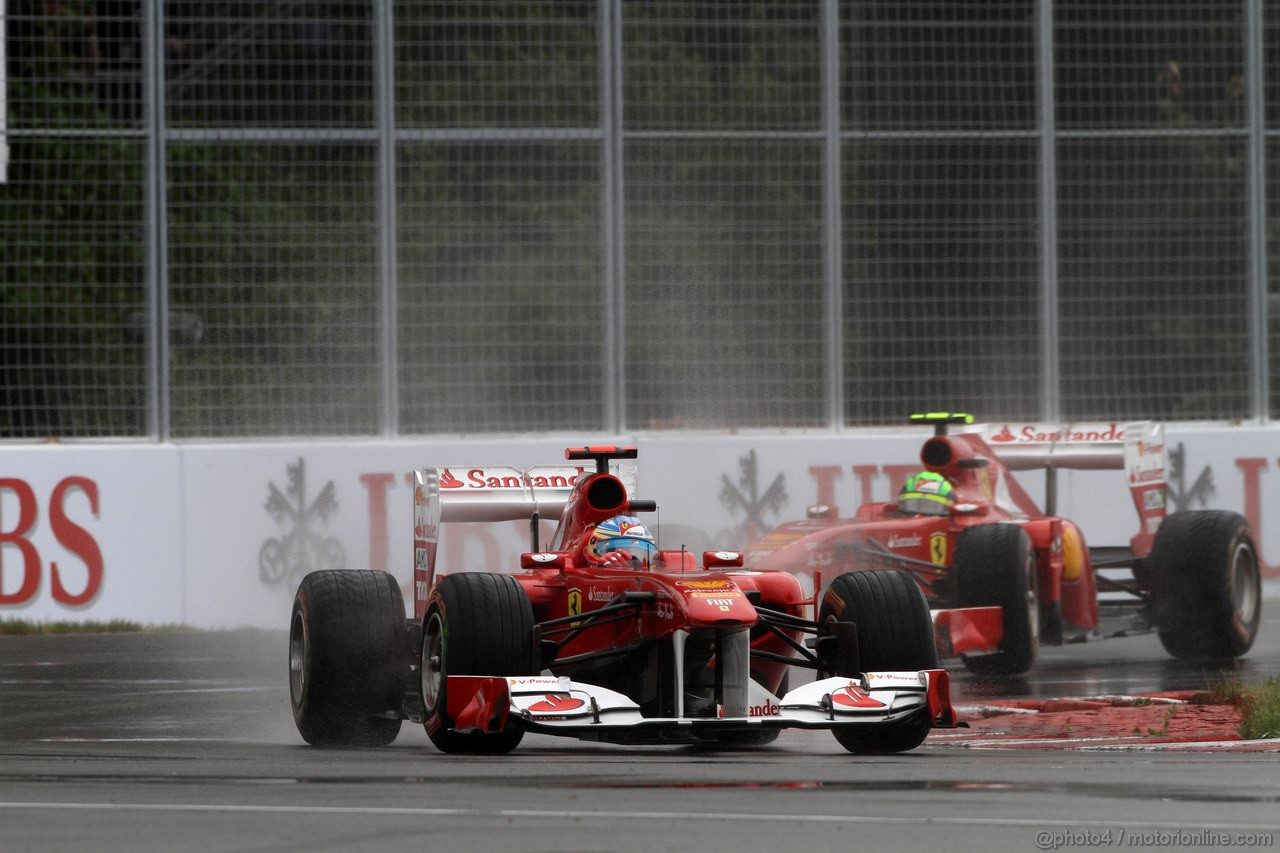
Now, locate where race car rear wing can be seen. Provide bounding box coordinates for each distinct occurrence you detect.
[965,420,1167,554]
[412,461,638,614]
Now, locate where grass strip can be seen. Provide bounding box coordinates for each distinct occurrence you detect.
[1210,676,1280,739]
[0,619,190,635]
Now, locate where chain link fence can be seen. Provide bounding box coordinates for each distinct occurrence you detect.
[1,1,1274,439]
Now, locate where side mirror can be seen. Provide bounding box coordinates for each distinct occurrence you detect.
[703,550,744,569]
[520,552,570,570]
[806,504,838,520]
[951,502,990,517]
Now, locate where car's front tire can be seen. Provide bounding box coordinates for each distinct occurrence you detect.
[421,573,539,754]
[817,570,937,754]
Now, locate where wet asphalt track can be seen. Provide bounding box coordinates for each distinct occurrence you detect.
[2,613,1280,853]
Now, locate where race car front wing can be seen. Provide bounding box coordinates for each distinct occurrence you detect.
[443,669,958,745]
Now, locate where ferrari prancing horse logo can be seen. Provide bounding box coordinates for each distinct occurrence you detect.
[567,588,583,627]
[929,533,947,566]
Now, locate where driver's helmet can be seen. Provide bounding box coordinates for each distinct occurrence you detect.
[897,471,956,516]
[585,515,657,568]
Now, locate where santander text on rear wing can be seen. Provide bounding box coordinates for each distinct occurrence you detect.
[970,421,1167,555]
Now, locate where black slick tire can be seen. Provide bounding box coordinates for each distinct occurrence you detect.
[954,524,1039,676]
[289,569,407,746]
[421,573,538,754]
[818,570,937,754]
[1147,511,1262,660]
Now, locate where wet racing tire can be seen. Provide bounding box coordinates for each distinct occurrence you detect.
[289,570,407,746]
[421,573,539,754]
[955,524,1039,677]
[819,570,938,673]
[1147,511,1262,660]
[818,570,937,754]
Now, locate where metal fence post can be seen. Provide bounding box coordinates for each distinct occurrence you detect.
[601,0,625,433]
[822,0,843,431]
[1246,0,1269,423]
[145,0,170,440]
[376,0,399,436]
[1037,0,1060,423]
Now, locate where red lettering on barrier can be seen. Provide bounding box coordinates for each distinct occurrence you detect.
[812,465,921,510]
[851,465,877,507]
[1236,457,1279,579]
[49,477,103,606]
[359,472,395,573]
[0,478,41,605]
[808,466,841,511]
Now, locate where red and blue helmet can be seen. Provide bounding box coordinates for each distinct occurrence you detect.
[586,515,657,567]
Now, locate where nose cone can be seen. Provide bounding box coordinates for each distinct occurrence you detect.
[674,579,758,627]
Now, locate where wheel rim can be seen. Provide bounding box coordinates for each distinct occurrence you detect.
[288,610,307,709]
[421,612,444,713]
[1230,542,1260,628]
[1025,552,1040,645]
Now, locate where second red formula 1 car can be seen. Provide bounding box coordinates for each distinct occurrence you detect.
[746,414,1263,676]
[287,445,958,754]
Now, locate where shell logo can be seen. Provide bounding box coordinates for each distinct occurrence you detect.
[528,695,585,713]
[678,580,733,589]
[832,686,886,709]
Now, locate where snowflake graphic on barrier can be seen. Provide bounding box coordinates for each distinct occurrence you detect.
[1166,442,1214,511]
[719,449,787,542]
[259,457,346,590]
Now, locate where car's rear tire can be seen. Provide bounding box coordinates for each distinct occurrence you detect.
[421,573,539,754]
[1147,511,1262,660]
[289,570,407,746]
[818,570,937,754]
[955,524,1039,676]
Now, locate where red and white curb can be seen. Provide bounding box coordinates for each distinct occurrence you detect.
[926,691,1279,752]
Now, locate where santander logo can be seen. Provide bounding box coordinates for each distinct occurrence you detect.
[528,695,586,713]
[994,424,1126,444]
[439,469,465,489]
[990,425,1017,443]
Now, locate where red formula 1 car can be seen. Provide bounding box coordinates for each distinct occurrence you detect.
[288,445,958,754]
[747,414,1263,676]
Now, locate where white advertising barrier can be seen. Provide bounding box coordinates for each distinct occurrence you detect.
[0,445,182,624]
[2,424,1278,628]
[180,439,579,628]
